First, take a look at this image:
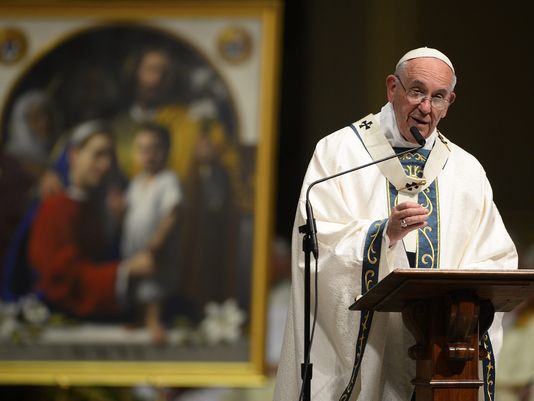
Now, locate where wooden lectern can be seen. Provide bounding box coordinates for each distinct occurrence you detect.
[349,268,534,401]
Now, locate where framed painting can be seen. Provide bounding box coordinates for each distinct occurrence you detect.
[0,0,282,387]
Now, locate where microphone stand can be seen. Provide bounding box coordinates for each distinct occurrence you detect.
[298,200,317,401]
[298,135,424,401]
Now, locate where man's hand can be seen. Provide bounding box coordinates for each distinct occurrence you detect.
[124,250,155,276]
[387,201,429,244]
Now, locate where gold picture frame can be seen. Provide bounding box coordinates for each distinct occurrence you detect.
[0,0,282,387]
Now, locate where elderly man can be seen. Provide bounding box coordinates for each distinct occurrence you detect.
[274,47,517,401]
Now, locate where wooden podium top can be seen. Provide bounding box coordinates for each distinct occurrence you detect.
[349,268,534,312]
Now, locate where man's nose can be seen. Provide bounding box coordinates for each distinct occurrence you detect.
[418,98,432,113]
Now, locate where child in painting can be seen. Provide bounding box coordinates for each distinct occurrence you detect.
[121,122,182,344]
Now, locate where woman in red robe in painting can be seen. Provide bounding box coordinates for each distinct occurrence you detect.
[28,120,154,319]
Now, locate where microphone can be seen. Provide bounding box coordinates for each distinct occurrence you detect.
[304,200,319,259]
[410,126,426,146]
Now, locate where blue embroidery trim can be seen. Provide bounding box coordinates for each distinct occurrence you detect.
[481,332,496,401]
[389,147,440,269]
[339,219,386,400]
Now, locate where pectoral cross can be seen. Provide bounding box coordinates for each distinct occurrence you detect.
[404,181,426,191]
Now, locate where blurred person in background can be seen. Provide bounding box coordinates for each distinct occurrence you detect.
[497,243,534,401]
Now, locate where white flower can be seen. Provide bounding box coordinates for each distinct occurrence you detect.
[20,295,50,325]
[0,301,22,342]
[0,316,19,341]
[0,300,19,317]
[199,298,246,345]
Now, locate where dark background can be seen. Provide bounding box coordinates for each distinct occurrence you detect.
[275,0,534,262]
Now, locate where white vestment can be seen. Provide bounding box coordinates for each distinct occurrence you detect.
[274,103,518,401]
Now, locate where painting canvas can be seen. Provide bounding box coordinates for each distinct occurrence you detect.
[0,1,281,386]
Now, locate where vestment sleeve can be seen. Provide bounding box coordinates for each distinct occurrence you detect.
[461,171,517,271]
[295,137,382,277]
[275,133,391,400]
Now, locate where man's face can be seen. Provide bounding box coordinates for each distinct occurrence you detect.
[386,57,456,143]
[70,134,113,189]
[135,50,173,107]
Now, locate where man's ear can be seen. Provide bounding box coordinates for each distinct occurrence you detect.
[386,74,398,103]
[441,92,456,118]
[448,91,456,105]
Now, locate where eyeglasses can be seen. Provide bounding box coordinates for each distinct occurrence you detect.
[394,75,450,111]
